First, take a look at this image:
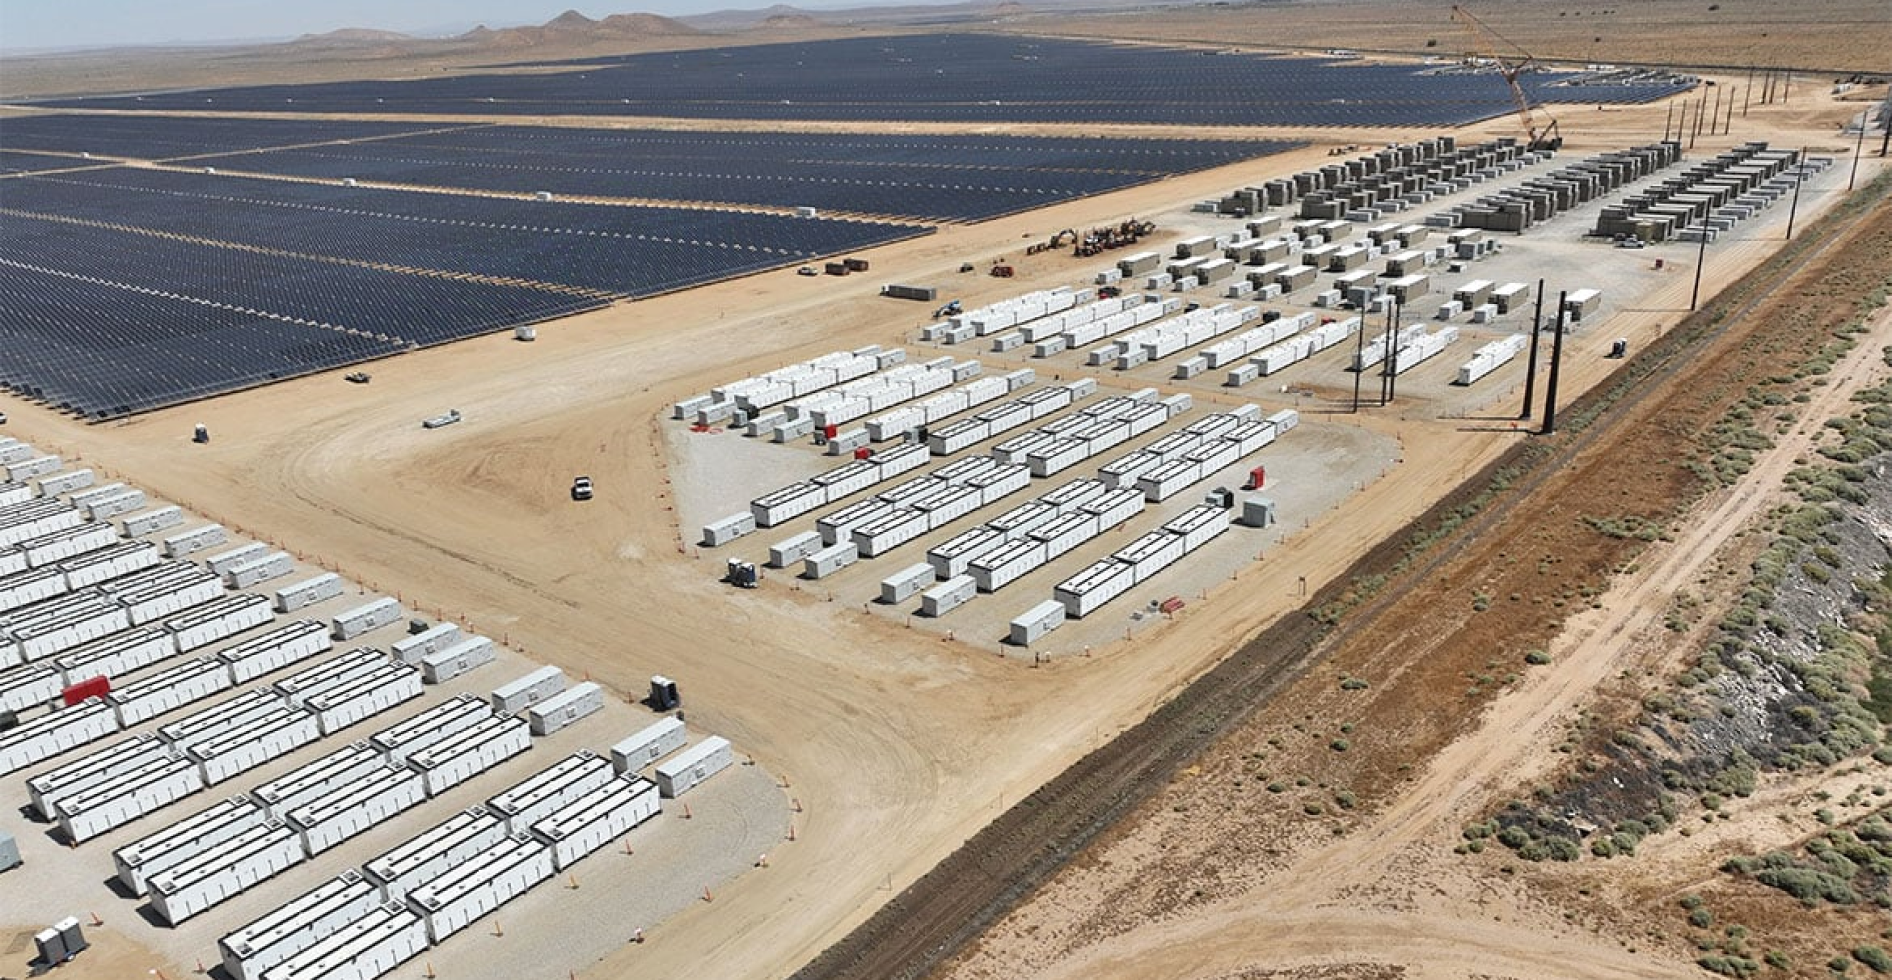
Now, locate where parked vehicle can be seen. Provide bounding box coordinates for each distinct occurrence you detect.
[571,476,594,501]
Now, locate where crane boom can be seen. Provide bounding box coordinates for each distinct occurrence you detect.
[1450,4,1560,150]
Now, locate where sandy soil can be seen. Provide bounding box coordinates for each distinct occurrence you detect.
[0,39,1880,980]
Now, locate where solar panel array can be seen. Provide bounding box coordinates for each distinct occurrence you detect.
[0,166,927,418]
[29,34,1696,126]
[185,128,1300,222]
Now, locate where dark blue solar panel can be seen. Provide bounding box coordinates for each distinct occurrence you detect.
[182,128,1301,222]
[25,35,1695,126]
[0,259,414,418]
[0,166,928,418]
[0,114,466,160]
[0,150,112,174]
[11,168,929,296]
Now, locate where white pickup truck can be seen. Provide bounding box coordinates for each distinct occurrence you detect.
[422,409,462,429]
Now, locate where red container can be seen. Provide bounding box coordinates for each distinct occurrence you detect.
[853,447,874,460]
[1158,597,1186,615]
[63,675,111,706]
[823,424,839,440]
[1244,466,1266,490]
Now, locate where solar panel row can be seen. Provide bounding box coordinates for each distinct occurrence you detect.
[0,168,928,418]
[11,168,930,296]
[27,34,1695,126]
[0,258,413,418]
[180,129,1300,222]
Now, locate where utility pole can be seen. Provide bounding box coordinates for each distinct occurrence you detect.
[1350,315,1366,413]
[1541,294,1568,435]
[1710,85,1722,135]
[1690,220,1711,310]
[1663,102,1674,142]
[1520,278,1545,418]
[1786,146,1806,239]
[1386,299,1402,403]
[1851,110,1869,191]
[1378,302,1396,406]
[1744,66,1754,115]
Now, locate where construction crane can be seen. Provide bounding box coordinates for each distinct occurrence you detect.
[1450,5,1562,151]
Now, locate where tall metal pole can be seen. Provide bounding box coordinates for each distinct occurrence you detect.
[1386,300,1402,403]
[1724,87,1736,134]
[1520,278,1545,418]
[1379,301,1396,406]
[1786,146,1806,240]
[1881,96,1891,156]
[1689,220,1710,310]
[1851,111,1869,191]
[1710,85,1723,135]
[1663,102,1674,142]
[1781,69,1791,102]
[1541,294,1568,435]
[1744,66,1754,115]
[1350,315,1366,413]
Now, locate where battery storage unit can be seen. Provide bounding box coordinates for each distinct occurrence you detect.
[652,735,734,798]
[767,531,823,570]
[54,753,204,843]
[529,774,663,870]
[275,647,389,707]
[0,662,61,715]
[218,871,382,980]
[159,688,285,754]
[919,574,977,617]
[491,665,565,715]
[219,621,332,684]
[61,541,160,589]
[154,523,225,559]
[0,697,119,777]
[363,807,507,904]
[403,713,532,797]
[1055,559,1138,619]
[27,732,170,820]
[188,706,322,785]
[331,597,401,641]
[148,819,305,925]
[107,657,233,727]
[205,542,271,577]
[167,592,275,652]
[306,662,423,736]
[115,796,266,896]
[609,716,688,774]
[273,573,343,613]
[389,622,460,666]
[369,693,492,764]
[285,766,427,856]
[486,751,614,833]
[259,900,428,980]
[420,635,496,684]
[52,627,175,686]
[251,741,389,820]
[527,681,604,736]
[1009,600,1067,646]
[224,552,294,589]
[879,562,937,604]
[405,833,552,944]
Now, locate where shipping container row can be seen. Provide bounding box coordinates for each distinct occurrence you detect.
[676,345,897,422]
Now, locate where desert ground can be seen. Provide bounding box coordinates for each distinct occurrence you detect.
[2,7,1888,979]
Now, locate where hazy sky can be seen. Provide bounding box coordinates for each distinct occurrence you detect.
[0,1,730,52]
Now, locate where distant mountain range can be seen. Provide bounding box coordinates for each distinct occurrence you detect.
[278,0,1178,51]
